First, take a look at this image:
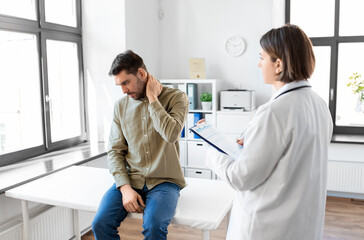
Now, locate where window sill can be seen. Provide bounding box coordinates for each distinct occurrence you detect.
[331,134,364,144]
[0,142,107,194]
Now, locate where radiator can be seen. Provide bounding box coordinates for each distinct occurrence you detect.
[0,206,95,240]
[327,161,364,194]
[0,221,22,240]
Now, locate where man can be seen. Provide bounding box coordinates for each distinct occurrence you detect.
[92,50,189,240]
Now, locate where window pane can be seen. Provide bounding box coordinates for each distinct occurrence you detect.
[0,0,36,20]
[44,0,77,27]
[336,43,364,127]
[46,39,81,142]
[0,31,43,154]
[290,0,335,37]
[309,46,331,106]
[339,0,364,36]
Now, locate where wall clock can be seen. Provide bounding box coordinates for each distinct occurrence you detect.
[225,36,245,57]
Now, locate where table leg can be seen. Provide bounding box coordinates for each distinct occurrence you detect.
[227,208,232,226]
[202,230,210,240]
[21,200,30,240]
[73,209,80,240]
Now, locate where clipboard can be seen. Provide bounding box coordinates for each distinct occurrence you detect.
[189,127,227,154]
[189,122,243,159]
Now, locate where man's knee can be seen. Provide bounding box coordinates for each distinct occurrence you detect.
[143,214,170,235]
[143,220,168,239]
[91,214,103,234]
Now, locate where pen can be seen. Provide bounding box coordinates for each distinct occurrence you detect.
[236,130,246,146]
[237,131,245,141]
[236,121,252,142]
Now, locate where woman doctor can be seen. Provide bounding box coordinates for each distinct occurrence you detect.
[204,24,333,240]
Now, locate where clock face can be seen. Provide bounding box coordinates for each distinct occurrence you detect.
[225,36,245,57]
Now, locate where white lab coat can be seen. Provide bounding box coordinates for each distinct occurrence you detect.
[206,81,333,240]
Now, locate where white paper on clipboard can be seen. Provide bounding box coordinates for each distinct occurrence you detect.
[189,122,243,160]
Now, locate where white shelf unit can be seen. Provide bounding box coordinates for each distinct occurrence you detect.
[160,79,218,179]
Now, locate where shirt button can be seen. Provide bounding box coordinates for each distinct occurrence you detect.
[144,134,147,137]
[146,151,149,154]
[142,117,146,120]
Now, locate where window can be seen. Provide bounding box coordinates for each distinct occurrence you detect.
[0,0,85,167]
[0,0,37,20]
[44,0,77,27]
[46,39,82,142]
[287,0,364,137]
[0,31,43,154]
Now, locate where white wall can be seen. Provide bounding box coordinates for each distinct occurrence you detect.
[159,0,276,106]
[125,0,161,76]
[82,0,126,143]
[329,143,364,163]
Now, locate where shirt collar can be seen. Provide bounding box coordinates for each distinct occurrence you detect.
[271,80,311,100]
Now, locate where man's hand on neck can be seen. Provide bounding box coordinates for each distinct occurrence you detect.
[146,73,162,103]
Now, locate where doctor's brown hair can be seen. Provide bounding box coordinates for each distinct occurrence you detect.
[260,24,315,83]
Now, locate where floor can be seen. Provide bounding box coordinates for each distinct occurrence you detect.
[323,197,364,240]
[82,197,364,240]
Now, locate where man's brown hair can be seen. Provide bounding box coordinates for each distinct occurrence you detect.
[108,50,147,76]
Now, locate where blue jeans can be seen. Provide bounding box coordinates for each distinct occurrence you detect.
[92,182,180,240]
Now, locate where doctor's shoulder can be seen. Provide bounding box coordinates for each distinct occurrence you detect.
[254,99,279,115]
[248,101,275,122]
[251,99,291,124]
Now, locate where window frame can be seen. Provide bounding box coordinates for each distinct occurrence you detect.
[39,0,82,34]
[41,32,86,151]
[286,0,364,138]
[0,0,86,167]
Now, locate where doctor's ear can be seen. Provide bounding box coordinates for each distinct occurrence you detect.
[275,59,283,74]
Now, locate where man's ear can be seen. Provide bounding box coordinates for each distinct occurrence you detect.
[138,68,148,81]
[275,58,283,74]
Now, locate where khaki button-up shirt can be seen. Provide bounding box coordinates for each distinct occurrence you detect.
[107,86,189,190]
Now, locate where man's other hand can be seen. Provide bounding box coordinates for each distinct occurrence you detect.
[120,184,145,213]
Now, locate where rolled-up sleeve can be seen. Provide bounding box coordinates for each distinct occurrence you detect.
[148,92,189,143]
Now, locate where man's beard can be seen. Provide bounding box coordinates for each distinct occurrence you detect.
[132,76,146,100]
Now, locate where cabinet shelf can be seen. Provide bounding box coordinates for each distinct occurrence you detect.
[185,138,204,142]
[160,79,218,180]
[188,109,213,113]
